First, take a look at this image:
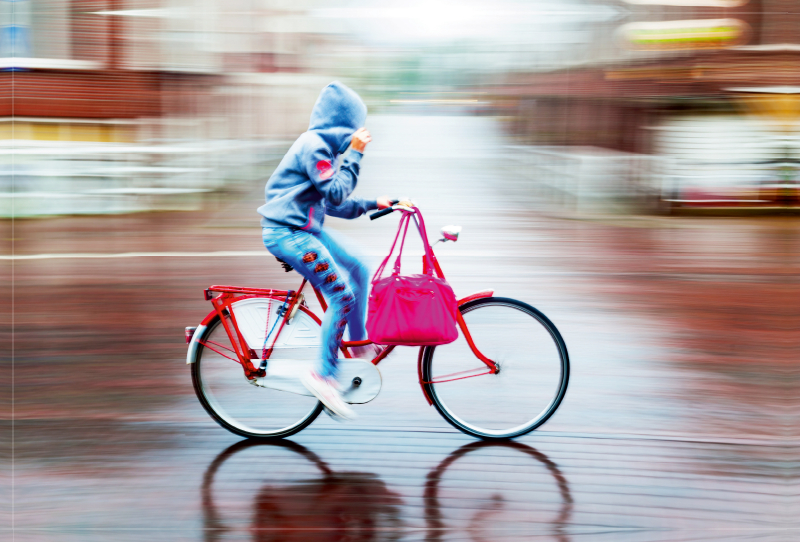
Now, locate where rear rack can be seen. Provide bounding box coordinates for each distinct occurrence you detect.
[204,285,295,301]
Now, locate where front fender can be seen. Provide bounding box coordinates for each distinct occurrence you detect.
[417,346,433,405]
[458,289,494,306]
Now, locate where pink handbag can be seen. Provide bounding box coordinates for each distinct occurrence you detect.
[367,208,459,346]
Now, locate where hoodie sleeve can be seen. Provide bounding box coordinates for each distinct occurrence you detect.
[326,196,379,219]
[305,145,362,207]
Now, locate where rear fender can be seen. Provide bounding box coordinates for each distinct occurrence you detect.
[186,309,217,364]
[199,308,219,326]
[186,324,208,364]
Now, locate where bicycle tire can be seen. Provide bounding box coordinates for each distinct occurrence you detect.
[191,313,323,440]
[422,297,569,440]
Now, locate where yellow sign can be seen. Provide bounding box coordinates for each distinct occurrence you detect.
[620,19,749,50]
[622,0,747,6]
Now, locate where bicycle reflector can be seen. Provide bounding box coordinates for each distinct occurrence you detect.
[185,327,197,344]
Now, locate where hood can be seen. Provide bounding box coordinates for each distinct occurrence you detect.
[308,81,367,155]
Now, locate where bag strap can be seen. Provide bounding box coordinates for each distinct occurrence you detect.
[372,207,438,284]
[408,207,437,275]
[371,211,412,283]
[390,214,432,275]
[391,213,413,275]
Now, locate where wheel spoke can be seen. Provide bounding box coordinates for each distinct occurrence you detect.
[425,367,494,384]
[197,339,242,364]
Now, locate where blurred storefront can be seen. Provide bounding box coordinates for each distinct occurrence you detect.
[499,0,800,211]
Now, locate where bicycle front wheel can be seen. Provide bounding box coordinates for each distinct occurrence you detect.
[422,297,569,440]
[191,309,323,440]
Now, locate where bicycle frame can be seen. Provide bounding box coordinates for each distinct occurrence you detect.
[194,209,497,401]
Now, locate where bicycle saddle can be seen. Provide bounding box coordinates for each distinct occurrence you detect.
[276,257,294,273]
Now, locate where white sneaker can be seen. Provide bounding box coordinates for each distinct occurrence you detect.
[322,406,347,422]
[301,370,357,420]
[350,343,387,360]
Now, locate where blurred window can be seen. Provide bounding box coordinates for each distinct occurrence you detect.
[1,0,108,68]
[1,0,32,57]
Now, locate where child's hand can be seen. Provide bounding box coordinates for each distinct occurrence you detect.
[377,196,394,209]
[350,128,372,153]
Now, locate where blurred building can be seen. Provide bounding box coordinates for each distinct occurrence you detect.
[1,0,340,216]
[4,0,799,215]
[498,0,800,211]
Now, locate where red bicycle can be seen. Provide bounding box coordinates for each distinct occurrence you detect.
[186,205,569,440]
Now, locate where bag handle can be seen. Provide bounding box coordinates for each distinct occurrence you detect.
[372,207,436,284]
[391,213,413,275]
[371,211,412,283]
[408,207,437,275]
[391,211,435,276]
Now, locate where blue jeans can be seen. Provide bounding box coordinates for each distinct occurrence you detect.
[262,227,371,378]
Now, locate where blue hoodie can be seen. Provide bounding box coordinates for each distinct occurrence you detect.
[257,82,378,233]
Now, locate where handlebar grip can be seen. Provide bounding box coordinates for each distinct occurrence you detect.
[370,207,394,220]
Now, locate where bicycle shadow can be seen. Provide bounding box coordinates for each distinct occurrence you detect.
[201,439,404,542]
[424,440,573,542]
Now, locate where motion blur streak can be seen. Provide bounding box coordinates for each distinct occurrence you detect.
[2,1,799,541]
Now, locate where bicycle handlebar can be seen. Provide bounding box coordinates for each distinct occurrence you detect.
[369,207,395,220]
[369,199,402,220]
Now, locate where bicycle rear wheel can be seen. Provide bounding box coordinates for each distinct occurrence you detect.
[422,297,569,440]
[191,308,323,440]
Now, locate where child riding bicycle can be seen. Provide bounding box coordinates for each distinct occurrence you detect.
[258,81,393,420]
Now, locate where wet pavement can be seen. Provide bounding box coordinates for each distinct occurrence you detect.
[5,115,799,540]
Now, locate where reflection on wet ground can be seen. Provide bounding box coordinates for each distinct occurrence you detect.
[6,115,799,540]
[203,440,404,542]
[204,439,571,542]
[424,441,572,542]
[12,423,786,540]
